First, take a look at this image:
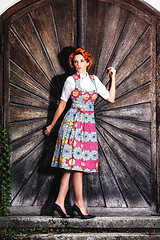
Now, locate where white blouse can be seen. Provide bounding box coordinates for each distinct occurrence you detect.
[61,73,109,102]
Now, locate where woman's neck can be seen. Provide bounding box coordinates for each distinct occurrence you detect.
[78,71,87,77]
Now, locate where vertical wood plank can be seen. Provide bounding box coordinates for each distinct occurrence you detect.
[30,4,63,75]
[149,20,157,211]
[157,21,160,213]
[3,24,10,129]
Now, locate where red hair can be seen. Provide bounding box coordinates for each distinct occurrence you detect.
[69,48,93,71]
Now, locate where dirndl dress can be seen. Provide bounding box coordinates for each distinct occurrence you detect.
[51,73,98,173]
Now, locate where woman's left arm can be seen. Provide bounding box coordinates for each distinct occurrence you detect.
[106,67,116,103]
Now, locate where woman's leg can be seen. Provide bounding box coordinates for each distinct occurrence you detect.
[55,171,71,214]
[72,171,88,215]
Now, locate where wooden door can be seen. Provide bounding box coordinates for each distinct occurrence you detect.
[82,0,157,215]
[2,0,159,215]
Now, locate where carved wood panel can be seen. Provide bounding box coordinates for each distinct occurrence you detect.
[2,0,158,215]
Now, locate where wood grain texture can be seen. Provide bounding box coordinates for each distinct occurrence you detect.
[6,0,77,211]
[96,116,151,143]
[11,13,55,81]
[98,84,151,111]
[10,30,52,93]
[116,27,151,86]
[9,104,48,122]
[99,0,153,23]
[98,145,127,208]
[9,118,48,143]
[1,0,158,214]
[50,0,77,49]
[85,172,105,207]
[97,127,150,207]
[84,0,153,210]
[11,136,53,201]
[10,61,53,102]
[99,11,149,84]
[10,129,45,165]
[10,84,49,108]
[157,22,160,211]
[97,118,151,168]
[116,59,151,99]
[30,4,63,75]
[95,103,151,122]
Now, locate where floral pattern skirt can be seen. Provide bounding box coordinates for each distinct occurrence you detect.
[51,107,98,173]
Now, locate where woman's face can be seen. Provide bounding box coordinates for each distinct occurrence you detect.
[73,54,89,74]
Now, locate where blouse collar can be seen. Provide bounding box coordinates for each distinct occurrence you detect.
[77,72,89,79]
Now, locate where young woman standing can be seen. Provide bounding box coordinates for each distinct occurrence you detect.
[45,48,116,219]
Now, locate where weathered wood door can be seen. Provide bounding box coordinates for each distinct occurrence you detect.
[1,0,159,215]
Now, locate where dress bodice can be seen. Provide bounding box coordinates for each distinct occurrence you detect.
[71,73,98,112]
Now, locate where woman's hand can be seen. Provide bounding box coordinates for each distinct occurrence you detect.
[45,99,67,136]
[45,124,53,136]
[107,67,116,77]
[106,67,116,103]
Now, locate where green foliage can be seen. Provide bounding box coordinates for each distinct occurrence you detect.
[0,128,11,216]
[0,227,90,239]
[0,227,83,239]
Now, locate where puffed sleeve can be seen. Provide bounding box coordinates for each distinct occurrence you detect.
[94,75,109,100]
[60,76,75,102]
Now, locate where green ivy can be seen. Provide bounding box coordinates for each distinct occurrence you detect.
[0,128,11,216]
[0,227,88,239]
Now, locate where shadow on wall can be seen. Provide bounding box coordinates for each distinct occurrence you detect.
[37,46,76,215]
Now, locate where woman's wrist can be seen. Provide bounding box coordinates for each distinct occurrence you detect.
[111,74,116,81]
[107,67,116,78]
[51,123,54,128]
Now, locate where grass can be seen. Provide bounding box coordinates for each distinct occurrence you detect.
[0,227,88,240]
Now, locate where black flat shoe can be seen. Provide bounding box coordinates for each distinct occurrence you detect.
[72,204,95,219]
[52,203,71,218]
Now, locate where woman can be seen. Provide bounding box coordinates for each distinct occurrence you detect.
[45,48,116,219]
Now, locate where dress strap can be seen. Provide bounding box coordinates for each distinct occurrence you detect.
[72,73,80,89]
[72,74,79,80]
[89,75,97,92]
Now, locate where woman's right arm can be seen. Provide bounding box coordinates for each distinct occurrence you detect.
[45,99,67,136]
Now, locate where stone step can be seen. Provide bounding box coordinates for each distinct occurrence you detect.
[1,216,160,240]
[17,232,160,240]
[0,216,160,230]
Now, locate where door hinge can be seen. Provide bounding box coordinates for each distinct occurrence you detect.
[0,35,4,55]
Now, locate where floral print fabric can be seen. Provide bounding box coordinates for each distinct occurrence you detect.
[51,73,99,173]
